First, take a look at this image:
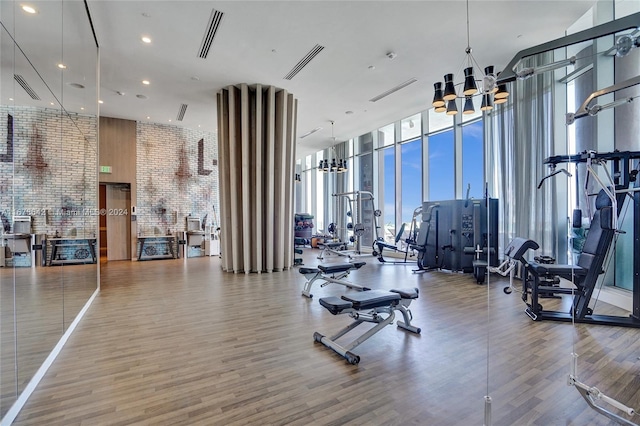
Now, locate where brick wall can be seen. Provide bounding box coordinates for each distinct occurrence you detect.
[0,109,219,241]
[136,122,218,235]
[0,106,98,236]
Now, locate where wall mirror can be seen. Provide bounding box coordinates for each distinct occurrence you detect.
[0,0,99,418]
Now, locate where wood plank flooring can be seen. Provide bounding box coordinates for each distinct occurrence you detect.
[9,250,640,425]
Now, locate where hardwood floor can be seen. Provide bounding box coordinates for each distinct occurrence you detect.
[9,250,640,425]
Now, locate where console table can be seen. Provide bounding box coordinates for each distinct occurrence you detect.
[47,237,97,266]
[137,235,177,260]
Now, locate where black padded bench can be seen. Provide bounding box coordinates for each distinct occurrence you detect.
[299,262,368,298]
[313,288,421,364]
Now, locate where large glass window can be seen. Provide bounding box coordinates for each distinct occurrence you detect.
[428,129,455,200]
[461,120,484,199]
[382,146,395,243]
[378,124,394,147]
[315,152,324,232]
[401,139,422,228]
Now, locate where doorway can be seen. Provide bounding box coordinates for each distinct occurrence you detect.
[99,183,132,261]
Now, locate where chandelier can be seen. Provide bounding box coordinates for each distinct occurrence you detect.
[431,0,509,115]
[318,121,347,173]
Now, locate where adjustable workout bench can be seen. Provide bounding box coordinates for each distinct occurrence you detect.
[317,241,349,260]
[313,288,421,364]
[299,261,369,298]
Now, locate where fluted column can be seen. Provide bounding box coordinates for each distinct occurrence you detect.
[217,84,297,273]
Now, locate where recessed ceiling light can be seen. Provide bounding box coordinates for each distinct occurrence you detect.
[368,65,375,70]
[191,76,200,81]
[57,63,66,69]
[50,102,54,105]
[136,94,148,99]
[9,98,13,101]
[345,111,354,115]
[168,119,172,122]
[98,100,104,104]
[80,107,84,110]
[141,36,151,43]
[22,5,37,14]
[147,116,150,119]
[68,83,85,89]
[141,12,151,18]
[142,80,150,85]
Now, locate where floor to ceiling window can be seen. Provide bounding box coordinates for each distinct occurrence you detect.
[428,129,455,201]
[381,146,395,243]
[461,119,484,200]
[378,123,396,243]
[400,138,422,234]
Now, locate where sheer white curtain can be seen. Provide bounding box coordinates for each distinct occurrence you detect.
[487,52,558,258]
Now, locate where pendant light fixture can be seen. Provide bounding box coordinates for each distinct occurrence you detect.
[318,121,348,173]
[431,0,509,115]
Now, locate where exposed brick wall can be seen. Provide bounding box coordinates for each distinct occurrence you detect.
[136,122,218,235]
[0,109,219,241]
[0,106,98,236]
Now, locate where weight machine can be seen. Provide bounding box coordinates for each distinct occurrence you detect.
[321,191,379,260]
[411,197,498,277]
[371,206,421,264]
[520,150,640,327]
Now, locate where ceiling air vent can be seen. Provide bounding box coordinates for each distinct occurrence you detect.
[284,44,325,80]
[176,104,188,121]
[14,74,40,100]
[369,78,418,102]
[198,8,224,59]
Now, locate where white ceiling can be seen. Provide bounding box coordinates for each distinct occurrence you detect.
[2,1,598,160]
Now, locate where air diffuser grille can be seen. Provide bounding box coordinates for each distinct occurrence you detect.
[369,78,418,102]
[14,75,40,100]
[198,9,224,59]
[176,104,188,121]
[284,44,325,80]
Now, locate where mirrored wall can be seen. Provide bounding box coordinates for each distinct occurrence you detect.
[0,0,99,418]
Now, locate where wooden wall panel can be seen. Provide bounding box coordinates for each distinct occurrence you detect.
[99,117,136,184]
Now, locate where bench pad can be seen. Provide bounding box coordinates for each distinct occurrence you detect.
[318,263,357,274]
[390,287,419,299]
[299,267,320,274]
[341,290,401,310]
[322,242,346,249]
[319,297,353,315]
[530,263,587,277]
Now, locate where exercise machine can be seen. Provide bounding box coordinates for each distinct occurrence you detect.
[371,206,421,264]
[313,287,421,364]
[320,191,379,260]
[299,261,369,298]
[516,151,640,327]
[411,198,498,275]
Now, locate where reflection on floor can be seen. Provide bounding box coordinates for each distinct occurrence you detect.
[8,250,640,425]
[1,264,97,419]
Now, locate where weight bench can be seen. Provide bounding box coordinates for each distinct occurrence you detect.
[313,288,421,364]
[317,241,349,260]
[299,261,369,298]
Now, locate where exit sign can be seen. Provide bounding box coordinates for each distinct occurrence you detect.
[100,165,112,173]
